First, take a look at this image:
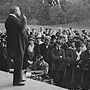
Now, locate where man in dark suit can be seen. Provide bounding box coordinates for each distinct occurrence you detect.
[5,5,28,86]
[51,40,65,87]
[40,36,52,77]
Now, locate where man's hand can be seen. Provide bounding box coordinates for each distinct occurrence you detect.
[22,14,27,23]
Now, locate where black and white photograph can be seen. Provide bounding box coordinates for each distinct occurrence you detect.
[0,0,90,90]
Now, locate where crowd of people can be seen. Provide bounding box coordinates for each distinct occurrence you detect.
[21,26,90,90]
[3,5,90,89]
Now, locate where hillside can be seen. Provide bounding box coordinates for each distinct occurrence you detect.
[0,19,90,33]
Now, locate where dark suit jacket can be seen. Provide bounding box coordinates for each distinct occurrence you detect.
[82,50,90,70]
[40,43,52,67]
[51,47,65,71]
[5,15,28,59]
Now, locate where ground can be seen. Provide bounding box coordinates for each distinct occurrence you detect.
[0,71,67,90]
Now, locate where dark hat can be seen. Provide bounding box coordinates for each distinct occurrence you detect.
[75,40,82,48]
[82,29,86,33]
[56,40,63,45]
[63,29,67,32]
[28,35,35,41]
[77,36,84,42]
[51,35,56,40]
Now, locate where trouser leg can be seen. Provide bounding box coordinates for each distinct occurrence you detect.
[13,56,23,84]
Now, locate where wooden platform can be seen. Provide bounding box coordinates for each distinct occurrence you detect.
[0,71,68,90]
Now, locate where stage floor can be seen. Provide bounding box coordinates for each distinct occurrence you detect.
[0,71,68,90]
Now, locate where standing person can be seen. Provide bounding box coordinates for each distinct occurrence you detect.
[81,40,90,90]
[65,39,76,89]
[73,41,84,89]
[51,40,65,87]
[40,36,52,78]
[5,5,28,86]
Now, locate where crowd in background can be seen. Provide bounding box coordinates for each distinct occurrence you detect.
[24,26,90,90]
[0,26,90,90]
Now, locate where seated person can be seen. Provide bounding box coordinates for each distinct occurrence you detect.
[33,55,49,75]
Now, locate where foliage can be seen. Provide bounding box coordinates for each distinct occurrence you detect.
[49,5,64,24]
[0,0,90,25]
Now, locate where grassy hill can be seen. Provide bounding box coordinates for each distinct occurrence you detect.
[0,19,90,33]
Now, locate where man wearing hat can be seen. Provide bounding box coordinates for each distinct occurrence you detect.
[65,39,76,89]
[51,40,65,87]
[35,32,43,45]
[40,36,52,78]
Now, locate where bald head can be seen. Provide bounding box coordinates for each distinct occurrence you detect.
[9,5,21,16]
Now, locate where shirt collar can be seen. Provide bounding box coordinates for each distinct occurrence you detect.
[10,14,17,18]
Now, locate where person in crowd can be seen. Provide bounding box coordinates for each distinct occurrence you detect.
[26,26,31,35]
[40,36,52,78]
[62,30,68,42]
[23,35,40,70]
[51,40,65,87]
[48,28,53,36]
[39,27,44,36]
[35,32,43,45]
[44,28,49,36]
[73,41,84,89]
[33,55,49,75]
[56,27,63,37]
[81,39,90,90]
[30,29,36,37]
[65,39,76,89]
[50,35,57,48]
[5,5,28,86]
[57,35,68,55]
[61,36,68,55]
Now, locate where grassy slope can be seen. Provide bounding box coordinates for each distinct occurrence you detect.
[0,19,90,33]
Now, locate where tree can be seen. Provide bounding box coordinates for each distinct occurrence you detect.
[49,5,64,24]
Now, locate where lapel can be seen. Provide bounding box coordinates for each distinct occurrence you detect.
[75,50,83,62]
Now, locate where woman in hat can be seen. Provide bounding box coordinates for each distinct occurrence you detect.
[81,40,90,90]
[72,41,84,89]
[23,35,40,69]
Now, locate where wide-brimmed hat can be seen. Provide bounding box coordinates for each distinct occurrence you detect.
[28,35,35,41]
[35,32,42,39]
[44,36,51,41]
